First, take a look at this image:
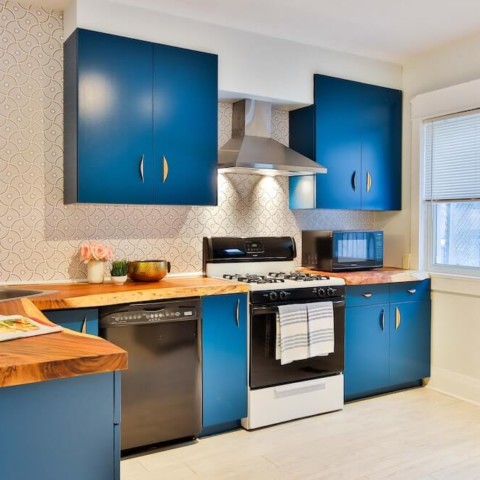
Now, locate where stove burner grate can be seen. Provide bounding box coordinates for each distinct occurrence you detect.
[223,272,330,284]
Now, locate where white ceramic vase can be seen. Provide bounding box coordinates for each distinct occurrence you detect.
[87,260,105,284]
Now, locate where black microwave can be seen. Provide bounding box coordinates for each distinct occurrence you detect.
[302,230,383,272]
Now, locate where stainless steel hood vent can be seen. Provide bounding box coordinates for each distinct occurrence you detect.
[218,100,327,176]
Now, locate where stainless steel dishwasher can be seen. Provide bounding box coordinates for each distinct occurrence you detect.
[99,298,202,452]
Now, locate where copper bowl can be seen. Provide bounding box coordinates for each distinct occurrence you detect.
[127,260,171,282]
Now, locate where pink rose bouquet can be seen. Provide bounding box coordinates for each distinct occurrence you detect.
[79,241,113,263]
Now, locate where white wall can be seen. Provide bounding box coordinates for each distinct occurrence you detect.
[399,34,480,405]
[65,0,401,107]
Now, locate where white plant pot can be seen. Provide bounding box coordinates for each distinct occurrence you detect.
[111,275,128,285]
[87,260,105,284]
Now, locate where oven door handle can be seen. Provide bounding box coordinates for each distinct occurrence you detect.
[252,300,345,315]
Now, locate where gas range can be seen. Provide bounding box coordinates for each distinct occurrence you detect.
[220,271,345,304]
[203,236,345,300]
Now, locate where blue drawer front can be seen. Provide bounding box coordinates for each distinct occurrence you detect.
[389,280,430,303]
[346,284,389,307]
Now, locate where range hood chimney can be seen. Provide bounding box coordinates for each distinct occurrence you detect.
[218,100,327,176]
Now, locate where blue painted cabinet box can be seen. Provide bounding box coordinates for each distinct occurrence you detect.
[44,307,99,335]
[64,29,218,206]
[289,74,402,211]
[201,294,248,434]
[344,280,431,400]
[0,372,121,480]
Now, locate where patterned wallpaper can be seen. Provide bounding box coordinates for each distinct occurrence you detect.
[0,1,373,283]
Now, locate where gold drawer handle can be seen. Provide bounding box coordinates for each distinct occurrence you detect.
[163,155,169,183]
[395,307,401,330]
[366,171,372,192]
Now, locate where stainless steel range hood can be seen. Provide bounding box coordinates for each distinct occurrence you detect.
[218,100,327,176]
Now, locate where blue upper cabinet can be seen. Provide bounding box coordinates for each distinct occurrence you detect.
[64,29,154,204]
[289,74,402,211]
[64,29,218,206]
[153,45,218,205]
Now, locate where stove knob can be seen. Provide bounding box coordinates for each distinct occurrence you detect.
[269,291,278,301]
[279,291,287,300]
[317,288,326,297]
[327,287,336,297]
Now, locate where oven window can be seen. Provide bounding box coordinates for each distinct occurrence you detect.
[250,302,345,389]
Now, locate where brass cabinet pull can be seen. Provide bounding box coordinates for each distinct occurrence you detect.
[235,299,240,328]
[395,307,401,330]
[366,171,372,192]
[351,171,357,192]
[81,316,87,334]
[407,289,417,294]
[139,154,144,183]
[380,308,385,331]
[362,293,373,298]
[163,155,169,183]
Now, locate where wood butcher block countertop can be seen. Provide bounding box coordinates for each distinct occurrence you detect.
[0,298,127,388]
[298,267,430,285]
[0,276,248,388]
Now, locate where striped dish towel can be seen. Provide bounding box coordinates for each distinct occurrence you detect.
[275,304,309,365]
[306,302,334,357]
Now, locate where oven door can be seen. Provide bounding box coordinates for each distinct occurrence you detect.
[250,299,345,389]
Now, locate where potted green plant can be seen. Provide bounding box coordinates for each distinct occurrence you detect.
[110,260,129,285]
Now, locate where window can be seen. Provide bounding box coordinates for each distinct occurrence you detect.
[423,110,480,275]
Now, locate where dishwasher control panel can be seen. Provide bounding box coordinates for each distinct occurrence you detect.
[99,298,201,326]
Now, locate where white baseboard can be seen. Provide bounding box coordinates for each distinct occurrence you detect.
[426,367,480,406]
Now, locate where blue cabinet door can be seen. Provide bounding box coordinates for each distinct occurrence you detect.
[389,300,431,386]
[66,29,154,204]
[344,304,390,399]
[43,308,99,336]
[314,74,363,210]
[0,373,118,480]
[202,294,247,429]
[153,44,218,206]
[289,74,402,211]
[360,84,402,210]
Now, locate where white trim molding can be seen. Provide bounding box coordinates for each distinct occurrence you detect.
[427,367,480,407]
[410,77,480,271]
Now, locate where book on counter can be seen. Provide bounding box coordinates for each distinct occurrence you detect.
[0,315,62,342]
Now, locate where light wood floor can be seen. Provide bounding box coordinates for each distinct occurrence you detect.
[121,388,480,479]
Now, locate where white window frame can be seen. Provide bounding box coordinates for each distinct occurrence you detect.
[411,78,480,278]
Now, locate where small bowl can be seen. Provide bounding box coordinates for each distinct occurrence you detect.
[128,260,171,282]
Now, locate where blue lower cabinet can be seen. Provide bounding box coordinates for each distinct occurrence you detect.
[344,304,390,399]
[390,300,431,386]
[0,372,120,480]
[201,294,247,434]
[43,308,99,335]
[344,280,431,401]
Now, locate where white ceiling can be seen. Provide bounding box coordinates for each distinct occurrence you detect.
[30,0,480,63]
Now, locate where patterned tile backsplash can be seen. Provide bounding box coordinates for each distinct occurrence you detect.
[0,1,373,283]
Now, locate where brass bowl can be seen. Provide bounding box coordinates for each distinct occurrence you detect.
[128,260,171,282]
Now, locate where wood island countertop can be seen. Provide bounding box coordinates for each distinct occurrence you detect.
[0,276,248,388]
[298,267,430,285]
[0,298,127,388]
